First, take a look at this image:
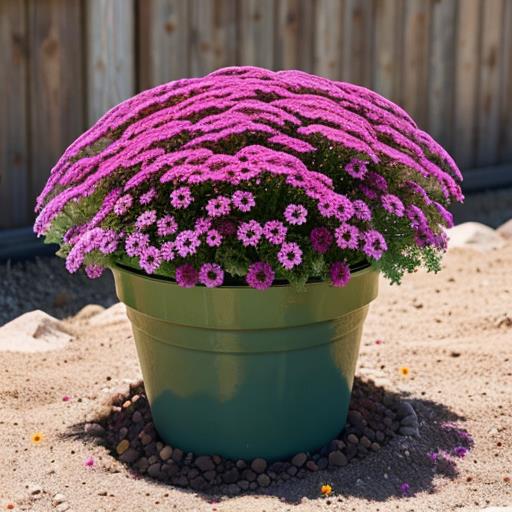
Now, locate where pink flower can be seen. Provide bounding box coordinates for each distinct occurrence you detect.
[237,220,263,247]
[135,210,157,230]
[381,194,405,217]
[330,261,350,287]
[284,204,308,225]
[194,217,212,234]
[246,262,274,290]
[113,194,133,215]
[85,264,104,279]
[199,263,224,288]
[345,158,368,179]
[139,246,161,274]
[277,242,302,270]
[84,456,95,468]
[62,395,71,402]
[232,190,255,212]
[139,188,156,205]
[263,220,287,245]
[352,200,372,221]
[157,215,178,237]
[362,230,387,260]
[206,196,231,217]
[310,227,333,253]
[206,229,223,247]
[175,263,198,288]
[160,241,176,261]
[170,187,193,209]
[335,224,359,250]
[175,230,201,257]
[125,232,150,257]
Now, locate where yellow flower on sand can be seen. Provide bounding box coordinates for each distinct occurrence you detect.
[320,484,332,496]
[31,432,44,445]
[399,366,410,377]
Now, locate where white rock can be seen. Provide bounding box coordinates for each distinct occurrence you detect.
[0,311,72,353]
[88,303,127,326]
[497,218,512,240]
[446,222,505,251]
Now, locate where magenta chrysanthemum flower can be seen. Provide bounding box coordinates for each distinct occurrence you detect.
[170,186,193,209]
[284,204,308,225]
[199,263,224,288]
[310,227,333,253]
[98,230,118,254]
[194,217,212,234]
[352,199,372,221]
[84,264,104,279]
[263,220,287,245]
[135,210,157,230]
[139,246,161,274]
[335,223,359,250]
[345,158,368,179]
[278,242,302,270]
[362,229,387,260]
[175,263,198,288]
[381,194,405,217]
[232,190,255,212]
[125,232,150,257]
[113,194,133,215]
[317,197,336,218]
[139,188,156,205]
[205,229,223,247]
[175,230,201,257]
[157,215,178,237]
[333,196,354,222]
[206,195,231,217]
[160,241,176,261]
[406,205,428,230]
[237,220,263,247]
[246,262,274,290]
[330,261,351,287]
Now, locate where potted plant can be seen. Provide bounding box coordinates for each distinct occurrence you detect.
[35,66,462,461]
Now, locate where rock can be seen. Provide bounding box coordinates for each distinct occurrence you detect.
[447,222,505,252]
[135,457,149,472]
[131,411,143,423]
[497,218,512,240]
[195,455,215,472]
[53,494,67,505]
[329,450,348,467]
[212,455,222,465]
[236,459,247,470]
[147,463,162,478]
[172,448,183,463]
[227,483,240,495]
[87,302,127,326]
[242,469,257,482]
[159,445,173,461]
[306,460,318,472]
[257,474,271,488]
[360,436,371,448]
[203,470,216,482]
[347,433,359,444]
[287,466,298,476]
[249,482,258,490]
[401,414,419,427]
[222,468,239,484]
[56,503,70,512]
[371,442,381,452]
[119,448,139,464]
[251,458,267,474]
[348,410,366,430]
[317,457,328,470]
[190,476,207,491]
[84,423,105,435]
[172,475,188,487]
[395,402,415,418]
[74,304,105,321]
[116,439,130,455]
[375,431,385,442]
[139,433,152,446]
[399,426,420,437]
[238,480,250,491]
[291,452,307,467]
[0,310,73,353]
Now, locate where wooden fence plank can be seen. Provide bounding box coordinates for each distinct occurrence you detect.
[498,0,512,162]
[372,0,402,101]
[400,0,432,128]
[452,0,481,169]
[274,0,314,71]
[476,0,505,167]
[239,0,275,69]
[313,0,343,79]
[28,0,84,215]
[86,0,136,125]
[138,0,190,88]
[0,0,29,228]
[189,0,238,77]
[427,0,457,151]
[341,0,374,86]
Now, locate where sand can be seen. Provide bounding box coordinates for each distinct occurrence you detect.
[1,243,511,512]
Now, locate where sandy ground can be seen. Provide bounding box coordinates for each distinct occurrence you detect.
[0,244,511,512]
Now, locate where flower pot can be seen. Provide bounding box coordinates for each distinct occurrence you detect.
[111,263,379,461]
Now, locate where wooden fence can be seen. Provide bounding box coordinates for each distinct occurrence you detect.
[1,0,511,229]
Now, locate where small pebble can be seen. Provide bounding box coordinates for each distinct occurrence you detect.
[257,474,271,487]
[347,434,359,444]
[116,439,130,455]
[329,450,348,467]
[159,445,173,461]
[195,455,215,472]
[291,452,307,467]
[251,458,267,474]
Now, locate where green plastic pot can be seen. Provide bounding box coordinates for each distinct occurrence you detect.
[111,263,379,461]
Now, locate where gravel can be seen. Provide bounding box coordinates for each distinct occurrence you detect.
[88,378,424,494]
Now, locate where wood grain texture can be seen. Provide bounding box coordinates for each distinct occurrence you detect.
[428,0,457,151]
[372,0,403,101]
[28,0,84,218]
[86,0,136,125]
[476,0,505,166]
[452,0,481,169]
[189,0,238,76]
[239,0,275,68]
[274,0,314,71]
[138,0,190,88]
[314,0,343,79]
[0,0,29,228]
[401,0,432,128]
